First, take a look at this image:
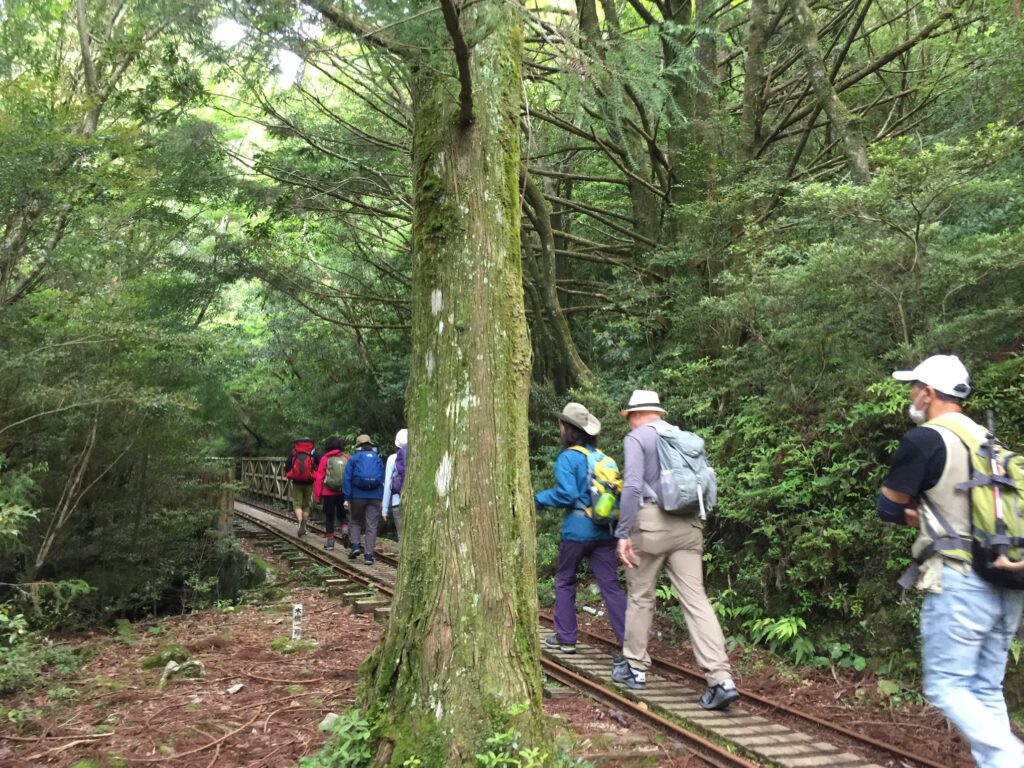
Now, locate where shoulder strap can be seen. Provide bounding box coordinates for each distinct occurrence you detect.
[565,446,595,513]
[925,414,977,445]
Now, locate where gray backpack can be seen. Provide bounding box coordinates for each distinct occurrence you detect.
[650,423,717,518]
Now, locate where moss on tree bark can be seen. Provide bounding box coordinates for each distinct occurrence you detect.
[357,3,546,764]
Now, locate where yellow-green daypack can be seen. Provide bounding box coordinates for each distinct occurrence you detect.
[931,414,1024,590]
[568,446,622,523]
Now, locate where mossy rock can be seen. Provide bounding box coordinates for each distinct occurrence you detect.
[141,643,190,670]
[269,637,317,654]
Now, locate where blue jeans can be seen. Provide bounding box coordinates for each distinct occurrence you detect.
[921,565,1024,768]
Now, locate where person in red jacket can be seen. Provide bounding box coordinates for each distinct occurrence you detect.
[313,436,348,551]
[284,437,319,537]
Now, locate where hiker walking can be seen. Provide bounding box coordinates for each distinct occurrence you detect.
[343,434,385,564]
[382,429,408,542]
[878,355,1024,768]
[313,437,348,551]
[535,403,627,654]
[612,390,738,711]
[284,437,319,537]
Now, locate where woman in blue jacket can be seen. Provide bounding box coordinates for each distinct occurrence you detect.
[535,403,626,653]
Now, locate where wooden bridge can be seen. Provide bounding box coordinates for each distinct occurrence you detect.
[235,456,291,507]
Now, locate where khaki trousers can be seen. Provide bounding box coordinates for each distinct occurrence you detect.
[623,503,732,686]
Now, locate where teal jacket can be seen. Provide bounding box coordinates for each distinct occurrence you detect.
[535,448,615,542]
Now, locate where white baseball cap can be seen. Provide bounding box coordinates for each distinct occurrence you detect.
[892,355,971,398]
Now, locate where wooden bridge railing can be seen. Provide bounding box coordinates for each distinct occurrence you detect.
[236,456,290,507]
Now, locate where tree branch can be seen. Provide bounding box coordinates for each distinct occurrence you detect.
[439,0,474,127]
[75,0,99,95]
[305,0,406,53]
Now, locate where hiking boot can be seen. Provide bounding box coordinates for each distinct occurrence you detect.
[611,659,646,690]
[348,547,362,560]
[363,554,374,565]
[698,679,739,711]
[297,518,307,537]
[543,635,576,654]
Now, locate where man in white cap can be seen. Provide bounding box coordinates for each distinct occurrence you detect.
[879,355,1024,768]
[382,429,408,541]
[612,390,739,710]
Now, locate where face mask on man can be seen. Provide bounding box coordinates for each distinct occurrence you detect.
[908,390,928,425]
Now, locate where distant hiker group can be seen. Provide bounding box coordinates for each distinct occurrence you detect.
[284,430,407,564]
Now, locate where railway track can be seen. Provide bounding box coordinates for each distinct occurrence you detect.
[233,498,940,768]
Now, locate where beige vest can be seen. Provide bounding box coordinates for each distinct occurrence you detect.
[911,412,987,570]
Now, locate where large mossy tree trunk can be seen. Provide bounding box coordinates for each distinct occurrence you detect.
[358,2,545,764]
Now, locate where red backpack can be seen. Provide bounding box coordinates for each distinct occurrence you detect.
[288,439,316,483]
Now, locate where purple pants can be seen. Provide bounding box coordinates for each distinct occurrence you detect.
[553,538,627,645]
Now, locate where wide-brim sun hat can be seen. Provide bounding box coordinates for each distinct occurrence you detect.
[557,402,601,436]
[354,434,374,447]
[620,389,667,417]
[892,355,971,399]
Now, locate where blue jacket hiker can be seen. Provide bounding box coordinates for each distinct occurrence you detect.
[535,403,627,655]
[343,434,385,565]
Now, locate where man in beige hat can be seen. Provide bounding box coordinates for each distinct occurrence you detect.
[612,390,739,710]
[342,434,385,564]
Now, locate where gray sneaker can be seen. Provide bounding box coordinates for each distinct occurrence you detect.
[699,679,739,710]
[611,659,646,690]
[543,634,576,654]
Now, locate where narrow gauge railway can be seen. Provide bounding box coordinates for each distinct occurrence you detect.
[233,498,939,768]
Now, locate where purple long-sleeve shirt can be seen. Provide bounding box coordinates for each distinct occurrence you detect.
[614,419,665,539]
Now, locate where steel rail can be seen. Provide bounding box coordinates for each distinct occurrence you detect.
[235,500,940,768]
[234,506,395,595]
[541,661,760,768]
[234,504,753,767]
[548,613,946,768]
[236,495,401,568]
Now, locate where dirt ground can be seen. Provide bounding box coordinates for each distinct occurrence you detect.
[0,544,692,768]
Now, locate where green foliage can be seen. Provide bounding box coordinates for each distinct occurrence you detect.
[820,643,867,673]
[0,635,93,695]
[298,709,374,768]
[1,0,1022,714]
[115,619,137,645]
[0,605,28,646]
[744,615,814,665]
[473,728,592,768]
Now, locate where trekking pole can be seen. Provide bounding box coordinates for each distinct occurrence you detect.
[697,485,707,522]
[987,410,1024,571]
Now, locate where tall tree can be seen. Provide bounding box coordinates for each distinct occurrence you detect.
[306,0,546,762]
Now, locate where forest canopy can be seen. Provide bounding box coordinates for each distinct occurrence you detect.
[1,0,1023,666]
